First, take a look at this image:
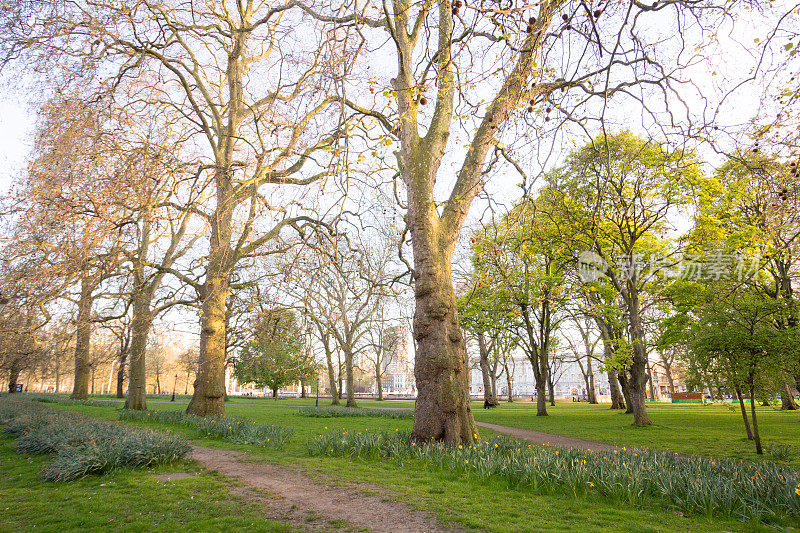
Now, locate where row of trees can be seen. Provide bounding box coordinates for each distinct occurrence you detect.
[0,0,796,444]
[458,131,800,453]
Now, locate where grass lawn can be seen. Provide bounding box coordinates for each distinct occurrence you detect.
[0,433,294,532]
[15,396,790,532]
[471,402,800,466]
[39,394,800,464]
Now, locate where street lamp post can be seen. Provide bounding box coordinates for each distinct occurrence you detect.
[171,374,178,402]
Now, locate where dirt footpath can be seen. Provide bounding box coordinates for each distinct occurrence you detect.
[190,446,458,533]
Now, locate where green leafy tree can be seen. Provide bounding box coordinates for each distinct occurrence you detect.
[689,152,800,408]
[233,309,309,398]
[689,290,792,454]
[545,131,702,426]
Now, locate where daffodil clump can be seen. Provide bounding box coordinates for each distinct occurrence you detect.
[0,396,189,482]
[298,406,413,419]
[119,409,292,449]
[307,429,800,524]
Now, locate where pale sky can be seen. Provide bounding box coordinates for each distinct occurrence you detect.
[0,98,33,194]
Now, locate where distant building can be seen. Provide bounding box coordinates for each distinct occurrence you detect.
[469,351,611,400]
[378,325,416,395]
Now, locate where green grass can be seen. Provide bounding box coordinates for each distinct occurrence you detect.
[309,429,800,524]
[472,403,800,466]
[297,405,413,419]
[39,393,800,465]
[0,435,293,532]
[8,393,800,531]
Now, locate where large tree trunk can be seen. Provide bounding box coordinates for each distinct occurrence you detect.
[477,332,496,406]
[187,172,233,417]
[187,266,231,416]
[625,286,652,426]
[409,231,475,444]
[734,385,753,440]
[71,275,93,400]
[300,379,307,398]
[608,370,624,409]
[533,361,548,416]
[344,347,357,407]
[781,382,798,410]
[8,359,21,393]
[124,291,152,410]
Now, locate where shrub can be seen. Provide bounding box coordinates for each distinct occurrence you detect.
[0,396,189,481]
[119,409,292,449]
[307,429,800,524]
[298,406,413,419]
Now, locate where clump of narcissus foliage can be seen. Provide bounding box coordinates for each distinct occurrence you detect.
[308,429,800,525]
[0,396,189,481]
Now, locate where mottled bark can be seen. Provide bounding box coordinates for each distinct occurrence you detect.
[125,291,152,410]
[71,274,93,400]
[187,156,234,416]
[625,284,652,426]
[608,370,625,409]
[410,232,475,443]
[781,382,798,410]
[187,267,230,416]
[400,0,559,444]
